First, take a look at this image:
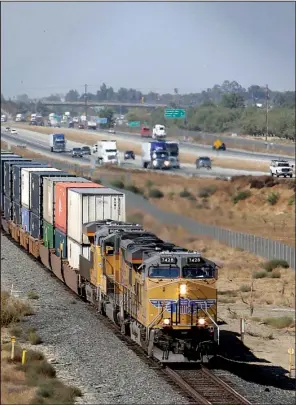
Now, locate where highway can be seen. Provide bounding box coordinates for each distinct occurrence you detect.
[1,127,273,179]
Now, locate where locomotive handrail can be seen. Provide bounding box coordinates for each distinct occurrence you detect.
[200,305,220,345]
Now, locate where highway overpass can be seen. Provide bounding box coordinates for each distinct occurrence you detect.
[40,100,170,109]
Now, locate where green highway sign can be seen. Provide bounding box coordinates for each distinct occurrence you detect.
[164,109,186,119]
[128,121,141,127]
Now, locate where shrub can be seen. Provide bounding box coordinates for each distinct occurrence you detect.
[9,325,22,337]
[263,259,289,272]
[198,185,217,198]
[35,380,82,404]
[168,191,175,200]
[267,191,280,205]
[27,291,39,300]
[148,188,164,198]
[263,316,294,329]
[232,190,251,204]
[239,284,251,292]
[253,270,267,279]
[1,291,34,327]
[124,184,143,194]
[145,179,154,188]
[110,179,125,189]
[179,188,194,199]
[249,179,265,189]
[269,270,281,278]
[28,331,43,345]
[288,195,295,205]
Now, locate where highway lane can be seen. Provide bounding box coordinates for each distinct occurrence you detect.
[2,128,271,179]
[6,122,295,163]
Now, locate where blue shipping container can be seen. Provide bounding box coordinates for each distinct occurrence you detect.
[54,228,67,258]
[21,206,31,232]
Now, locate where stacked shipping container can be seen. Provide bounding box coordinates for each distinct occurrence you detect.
[1,151,126,275]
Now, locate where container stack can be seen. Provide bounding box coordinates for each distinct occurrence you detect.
[54,182,103,266]
[66,187,126,269]
[21,167,61,234]
[1,153,21,213]
[42,176,90,250]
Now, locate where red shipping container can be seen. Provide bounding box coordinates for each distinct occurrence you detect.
[55,182,104,233]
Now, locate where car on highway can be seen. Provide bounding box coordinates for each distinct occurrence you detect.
[124,150,135,160]
[71,147,83,158]
[81,146,91,156]
[68,122,74,128]
[78,124,85,129]
[5,127,10,132]
[10,129,18,135]
[196,156,212,169]
[140,126,152,138]
[108,128,116,134]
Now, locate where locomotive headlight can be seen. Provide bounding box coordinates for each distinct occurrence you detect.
[163,318,170,326]
[198,317,206,326]
[180,284,187,295]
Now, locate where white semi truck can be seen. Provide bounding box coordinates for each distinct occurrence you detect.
[152,124,167,139]
[92,140,118,165]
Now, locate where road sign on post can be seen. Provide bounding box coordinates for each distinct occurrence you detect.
[128,121,141,127]
[164,109,186,119]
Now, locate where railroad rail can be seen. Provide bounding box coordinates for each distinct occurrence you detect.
[165,366,252,405]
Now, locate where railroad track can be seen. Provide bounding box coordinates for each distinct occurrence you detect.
[2,230,252,404]
[165,366,252,405]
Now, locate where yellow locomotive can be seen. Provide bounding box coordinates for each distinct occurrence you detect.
[79,220,219,363]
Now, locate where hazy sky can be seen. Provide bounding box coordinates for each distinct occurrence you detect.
[1,2,295,98]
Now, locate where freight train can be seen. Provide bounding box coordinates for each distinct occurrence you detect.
[0,150,219,363]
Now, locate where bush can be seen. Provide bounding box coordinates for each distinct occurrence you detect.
[27,291,39,300]
[124,184,143,194]
[232,190,251,204]
[145,179,154,188]
[148,188,164,198]
[9,325,22,337]
[263,259,289,272]
[28,331,43,345]
[198,185,217,198]
[1,291,34,327]
[239,284,251,292]
[249,179,265,189]
[267,191,280,205]
[179,188,194,199]
[110,179,125,189]
[253,270,268,279]
[263,316,294,329]
[288,195,295,205]
[269,270,281,278]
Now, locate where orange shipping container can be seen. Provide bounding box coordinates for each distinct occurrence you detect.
[55,182,104,233]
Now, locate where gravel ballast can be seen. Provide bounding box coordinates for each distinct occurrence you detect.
[1,234,189,404]
[1,234,295,404]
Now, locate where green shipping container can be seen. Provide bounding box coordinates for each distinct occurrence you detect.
[43,220,54,248]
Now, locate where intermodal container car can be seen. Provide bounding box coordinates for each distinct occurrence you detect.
[3,195,12,220]
[67,236,90,269]
[43,220,54,248]
[21,206,30,232]
[54,228,67,258]
[43,176,88,225]
[30,171,69,217]
[67,187,126,245]
[30,211,43,239]
[54,182,102,234]
[12,201,21,225]
[21,168,60,208]
[12,163,46,203]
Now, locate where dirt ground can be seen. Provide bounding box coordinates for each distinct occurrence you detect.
[13,124,272,172]
[128,210,295,374]
[98,168,295,246]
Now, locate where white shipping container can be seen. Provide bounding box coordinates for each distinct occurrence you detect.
[67,187,126,244]
[43,176,88,225]
[21,167,60,209]
[67,237,90,270]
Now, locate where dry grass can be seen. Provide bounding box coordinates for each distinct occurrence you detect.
[1,291,34,327]
[1,292,82,404]
[128,210,295,309]
[13,124,274,172]
[100,169,295,246]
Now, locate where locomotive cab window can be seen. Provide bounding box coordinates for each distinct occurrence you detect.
[182,265,215,279]
[148,266,180,279]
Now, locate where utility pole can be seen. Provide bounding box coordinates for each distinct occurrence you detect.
[265,84,269,142]
[84,84,88,118]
